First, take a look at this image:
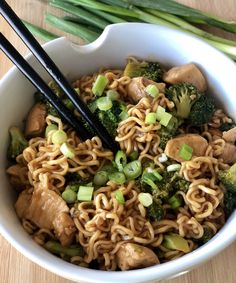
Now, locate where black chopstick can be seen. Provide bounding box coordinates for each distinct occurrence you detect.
[0,0,119,152]
[0,32,91,141]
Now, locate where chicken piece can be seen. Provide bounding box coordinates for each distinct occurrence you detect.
[15,189,32,219]
[164,134,208,162]
[163,63,207,92]
[7,164,28,191]
[222,127,236,143]
[25,103,47,138]
[126,77,166,103]
[117,243,159,271]
[220,142,236,164]
[53,212,76,247]
[15,188,76,246]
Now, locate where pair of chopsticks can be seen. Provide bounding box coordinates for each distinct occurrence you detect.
[0,1,119,152]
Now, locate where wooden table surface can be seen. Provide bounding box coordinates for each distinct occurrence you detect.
[0,0,236,282]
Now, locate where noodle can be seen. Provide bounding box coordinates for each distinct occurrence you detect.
[6,58,235,271]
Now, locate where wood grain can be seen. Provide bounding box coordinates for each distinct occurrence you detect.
[0,1,236,282]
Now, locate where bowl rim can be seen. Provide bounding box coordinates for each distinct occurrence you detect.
[0,22,236,283]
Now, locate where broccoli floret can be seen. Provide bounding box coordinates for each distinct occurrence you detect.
[34,92,59,116]
[189,95,215,126]
[7,127,28,161]
[147,201,164,221]
[124,60,163,82]
[218,163,236,193]
[196,227,214,245]
[220,122,236,132]
[158,116,182,149]
[139,169,189,203]
[223,191,236,216]
[165,83,202,119]
[65,172,91,186]
[94,100,127,138]
[152,171,189,202]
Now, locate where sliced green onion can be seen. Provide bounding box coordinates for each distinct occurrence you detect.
[45,124,58,137]
[179,144,193,161]
[74,87,80,95]
[163,233,190,253]
[92,75,109,96]
[168,194,183,209]
[60,142,75,158]
[115,190,125,204]
[62,188,77,204]
[145,84,159,98]
[123,160,142,180]
[146,168,163,181]
[109,172,126,184]
[119,108,129,121]
[96,96,113,111]
[129,151,139,161]
[115,150,127,172]
[93,171,108,186]
[106,89,120,100]
[158,153,168,163]
[65,184,79,193]
[77,186,94,201]
[167,164,181,172]
[51,130,67,145]
[156,106,166,121]
[44,241,84,257]
[145,112,157,124]
[138,192,153,207]
[101,163,117,174]
[160,112,173,127]
[142,173,157,190]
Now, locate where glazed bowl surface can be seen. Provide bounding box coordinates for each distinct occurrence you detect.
[0,23,236,283]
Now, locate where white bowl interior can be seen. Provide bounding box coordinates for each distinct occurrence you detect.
[0,23,236,283]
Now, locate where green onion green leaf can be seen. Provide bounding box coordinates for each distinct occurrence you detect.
[179,144,193,161]
[115,190,125,204]
[77,186,94,201]
[92,75,109,96]
[51,130,67,145]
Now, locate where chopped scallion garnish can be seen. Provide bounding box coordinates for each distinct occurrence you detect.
[96,96,113,111]
[45,124,58,138]
[179,144,193,161]
[129,151,139,161]
[115,150,127,172]
[60,142,75,158]
[93,171,108,186]
[146,168,163,181]
[77,186,94,201]
[145,84,159,98]
[74,87,80,95]
[145,112,157,124]
[92,75,109,96]
[51,130,67,145]
[109,172,126,184]
[62,189,77,204]
[138,192,153,207]
[167,164,181,172]
[160,112,173,127]
[115,190,125,204]
[156,106,166,121]
[123,160,142,180]
[158,153,168,163]
[106,89,120,101]
[168,194,183,209]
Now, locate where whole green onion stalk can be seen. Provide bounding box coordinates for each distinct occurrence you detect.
[27,0,236,60]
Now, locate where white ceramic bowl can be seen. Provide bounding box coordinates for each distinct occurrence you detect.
[0,23,236,283]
